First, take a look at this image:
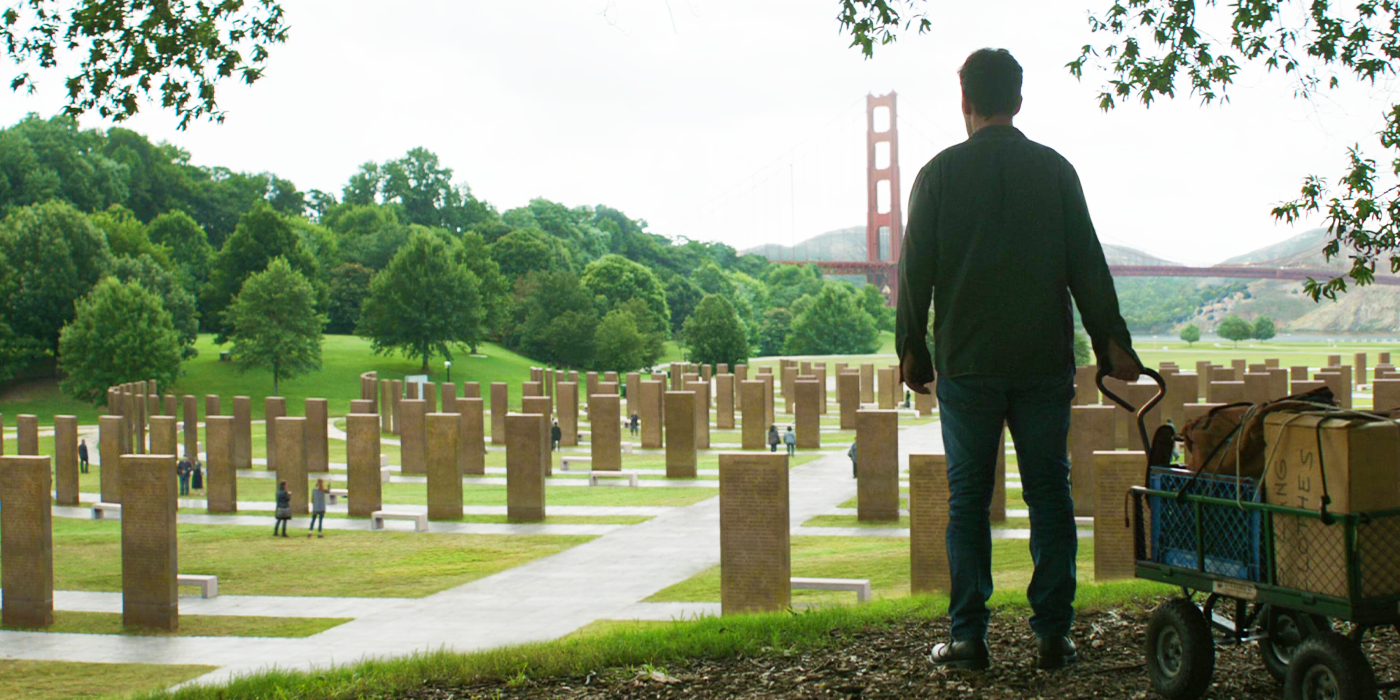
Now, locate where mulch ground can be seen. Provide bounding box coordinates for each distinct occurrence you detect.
[399,606,1400,699]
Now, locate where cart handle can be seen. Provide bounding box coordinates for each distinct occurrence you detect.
[1096,366,1167,455]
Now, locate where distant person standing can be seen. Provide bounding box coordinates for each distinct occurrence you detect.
[551,421,562,451]
[848,442,858,478]
[78,439,89,474]
[629,413,640,437]
[191,460,204,492]
[309,479,327,538]
[273,481,291,537]
[767,425,780,453]
[783,426,796,456]
[176,456,191,495]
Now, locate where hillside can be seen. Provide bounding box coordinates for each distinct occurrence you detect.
[740,226,1178,266]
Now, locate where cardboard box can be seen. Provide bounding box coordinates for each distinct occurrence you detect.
[1263,413,1400,599]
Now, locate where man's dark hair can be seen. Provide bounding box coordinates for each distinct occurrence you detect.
[958,48,1022,117]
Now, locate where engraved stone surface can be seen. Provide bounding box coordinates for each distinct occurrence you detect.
[205,416,236,513]
[719,452,790,615]
[877,367,896,410]
[665,391,697,478]
[205,394,220,418]
[837,371,860,430]
[860,364,875,404]
[522,396,554,476]
[640,380,664,449]
[795,380,821,449]
[305,398,329,473]
[740,380,766,450]
[491,383,508,445]
[276,417,309,514]
[232,396,252,471]
[591,394,622,471]
[347,413,382,517]
[53,416,78,506]
[685,381,710,450]
[1,455,54,627]
[121,454,178,631]
[856,410,899,521]
[400,399,427,475]
[458,398,486,476]
[1162,372,1198,428]
[558,382,579,447]
[99,415,122,503]
[716,374,736,430]
[182,395,198,460]
[149,416,177,457]
[1069,405,1115,516]
[909,454,950,594]
[506,413,546,521]
[264,397,285,471]
[1094,451,1146,581]
[427,413,462,520]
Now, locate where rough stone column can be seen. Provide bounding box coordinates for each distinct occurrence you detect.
[816,365,829,414]
[716,374,736,430]
[275,416,308,514]
[506,413,546,521]
[458,398,486,476]
[1315,371,1352,408]
[1163,372,1198,429]
[1195,361,1214,397]
[1069,405,1115,516]
[685,381,710,450]
[390,379,403,435]
[1094,451,1146,582]
[265,396,286,471]
[522,381,542,398]
[350,400,374,413]
[427,413,461,521]
[380,379,394,433]
[719,452,789,615]
[53,415,78,506]
[462,381,481,399]
[99,415,122,503]
[1243,372,1272,405]
[795,380,821,449]
[909,454,950,594]
[837,372,860,430]
[182,395,199,460]
[856,410,899,521]
[163,394,177,417]
[1207,380,1246,405]
[591,394,622,471]
[406,381,420,400]
[1232,358,1248,378]
[665,391,697,478]
[626,372,640,419]
[442,382,458,415]
[522,396,554,476]
[860,364,875,404]
[133,389,145,454]
[16,414,37,454]
[1374,379,1400,412]
[558,382,579,447]
[347,413,383,516]
[423,382,437,413]
[149,415,177,457]
[205,415,236,513]
[877,367,897,410]
[305,398,329,473]
[639,380,664,449]
[120,454,178,631]
[734,365,748,410]
[1,455,54,628]
[1074,366,1098,405]
[490,382,508,445]
[762,372,776,428]
[232,396,252,471]
[1290,365,1309,381]
[400,399,427,475]
[205,394,221,419]
[1266,368,1290,401]
[781,365,797,414]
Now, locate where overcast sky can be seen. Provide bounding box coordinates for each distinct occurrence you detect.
[3,0,1396,265]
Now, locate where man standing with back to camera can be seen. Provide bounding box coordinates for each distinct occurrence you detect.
[897,48,1142,671]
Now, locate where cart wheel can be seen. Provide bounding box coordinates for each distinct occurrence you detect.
[1259,607,1331,683]
[1283,631,1376,700]
[1146,598,1215,700]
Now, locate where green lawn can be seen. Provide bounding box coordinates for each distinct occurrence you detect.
[0,659,217,700]
[3,610,350,638]
[10,519,592,598]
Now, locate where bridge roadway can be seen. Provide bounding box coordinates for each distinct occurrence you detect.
[772,260,1400,286]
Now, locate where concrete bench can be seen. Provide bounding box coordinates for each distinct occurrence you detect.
[560,456,591,471]
[177,574,219,598]
[371,510,427,532]
[328,488,348,505]
[588,470,639,487]
[91,502,121,519]
[380,466,392,483]
[790,577,871,603]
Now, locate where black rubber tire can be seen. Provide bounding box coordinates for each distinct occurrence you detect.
[1259,607,1331,683]
[1145,598,1216,700]
[1283,631,1377,700]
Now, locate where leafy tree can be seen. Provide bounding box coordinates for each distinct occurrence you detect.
[202,201,319,339]
[614,298,667,368]
[693,262,736,297]
[326,263,375,335]
[58,278,182,404]
[757,307,792,357]
[490,228,568,279]
[543,310,597,369]
[1253,316,1277,342]
[4,115,128,212]
[111,254,200,358]
[579,254,671,336]
[0,245,43,382]
[512,270,598,368]
[1216,315,1254,348]
[0,1,289,128]
[665,275,704,336]
[287,215,340,274]
[784,285,880,355]
[147,210,213,296]
[88,204,170,267]
[357,232,483,371]
[1179,323,1201,347]
[592,309,648,373]
[1073,330,1091,367]
[341,149,494,232]
[224,257,325,395]
[451,229,510,337]
[0,199,113,352]
[683,295,750,368]
[859,283,895,333]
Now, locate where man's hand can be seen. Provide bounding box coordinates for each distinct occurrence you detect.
[1107,339,1141,382]
[901,348,935,394]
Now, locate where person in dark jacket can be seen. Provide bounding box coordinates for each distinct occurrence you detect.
[309,479,327,538]
[273,481,291,537]
[191,460,203,491]
[78,439,89,474]
[176,457,191,495]
[767,425,780,452]
[848,442,858,478]
[629,413,640,436]
[551,421,562,451]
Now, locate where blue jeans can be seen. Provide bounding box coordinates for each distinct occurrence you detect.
[309,512,324,532]
[936,372,1077,642]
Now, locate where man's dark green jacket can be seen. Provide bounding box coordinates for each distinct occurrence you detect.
[895,125,1136,380]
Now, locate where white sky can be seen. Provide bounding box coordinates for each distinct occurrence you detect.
[3,0,1397,265]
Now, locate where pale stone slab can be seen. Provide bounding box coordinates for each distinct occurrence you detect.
[591,394,622,471]
[424,382,438,413]
[205,416,236,513]
[782,365,797,414]
[391,379,403,435]
[685,381,710,450]
[877,367,897,410]
[1207,380,1246,405]
[347,413,383,517]
[491,382,508,445]
[1374,379,1400,413]
[99,415,122,503]
[1162,372,1198,429]
[462,381,481,399]
[380,379,394,433]
[149,416,177,457]
[837,371,860,430]
[400,399,427,475]
[1074,366,1098,405]
[740,380,766,451]
[734,364,748,410]
[640,380,664,449]
[856,410,899,521]
[205,394,220,419]
[16,414,36,455]
[762,372,776,429]
[522,396,554,476]
[1069,406,1115,517]
[665,391,697,478]
[716,374,736,430]
[860,364,875,404]
[120,454,178,631]
[558,382,579,447]
[506,413,546,521]
[626,372,640,419]
[232,396,252,471]
[1094,451,1145,582]
[53,416,78,506]
[182,395,199,460]
[457,398,486,476]
[275,417,308,515]
[719,452,790,615]
[795,380,821,449]
[909,454,950,594]
[264,397,285,471]
[441,382,457,415]
[306,398,329,473]
[1,455,53,627]
[427,413,462,520]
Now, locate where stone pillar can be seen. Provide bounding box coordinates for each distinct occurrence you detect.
[149,415,177,457]
[816,365,829,414]
[1,455,54,627]
[558,382,579,447]
[762,372,776,428]
[265,396,285,471]
[99,415,122,503]
[837,372,860,430]
[16,414,37,454]
[204,394,221,419]
[591,394,622,471]
[856,410,899,521]
[716,374,736,430]
[347,413,383,517]
[305,398,329,473]
[1069,405,1115,516]
[232,396,252,471]
[120,454,177,631]
[424,382,438,413]
[205,416,235,513]
[458,398,486,476]
[665,391,697,478]
[462,381,481,399]
[1162,372,1198,429]
[506,413,546,521]
[490,382,508,445]
[909,454,950,594]
[350,399,373,413]
[276,417,308,514]
[877,367,897,410]
[1074,366,1097,405]
[1207,381,1246,405]
[522,396,553,476]
[1243,372,1272,405]
[626,372,640,419]
[719,452,789,615]
[1316,370,1352,408]
[522,381,542,398]
[400,399,427,475]
[390,379,403,435]
[163,394,177,417]
[53,415,78,506]
[1266,368,1290,401]
[795,380,821,449]
[640,380,664,449]
[182,395,198,460]
[406,381,420,400]
[740,380,766,450]
[133,389,145,454]
[1374,379,1400,413]
[685,381,710,450]
[427,413,461,521]
[380,379,394,433]
[442,381,458,415]
[781,365,797,414]
[735,364,748,410]
[1094,451,1146,581]
[1290,365,1309,381]
[860,364,875,404]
